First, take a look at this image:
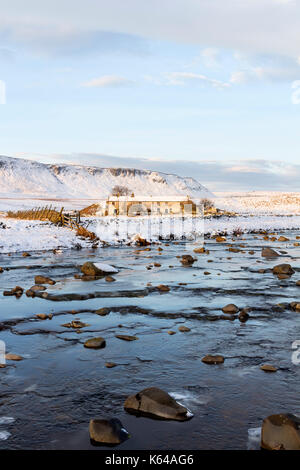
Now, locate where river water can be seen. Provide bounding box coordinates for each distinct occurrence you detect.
[0,231,299,449]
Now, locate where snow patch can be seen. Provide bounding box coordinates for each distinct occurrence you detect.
[94,263,118,273]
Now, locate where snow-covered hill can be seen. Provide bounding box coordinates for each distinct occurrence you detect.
[0,155,213,199]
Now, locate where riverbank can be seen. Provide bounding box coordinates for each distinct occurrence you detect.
[1,215,300,254]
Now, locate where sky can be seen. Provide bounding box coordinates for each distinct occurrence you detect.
[0,0,300,191]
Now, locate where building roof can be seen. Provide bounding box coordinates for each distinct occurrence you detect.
[107,195,193,202]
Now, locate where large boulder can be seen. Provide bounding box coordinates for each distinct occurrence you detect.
[272,264,295,276]
[124,387,193,421]
[89,418,129,445]
[261,414,300,450]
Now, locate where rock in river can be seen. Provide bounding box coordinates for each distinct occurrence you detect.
[260,364,277,372]
[222,304,239,314]
[238,309,250,322]
[261,414,300,450]
[202,355,225,364]
[178,325,191,332]
[115,335,138,341]
[105,362,117,368]
[156,284,170,292]
[3,286,23,298]
[80,262,118,277]
[5,353,23,361]
[272,264,295,276]
[261,248,280,258]
[124,387,193,421]
[89,418,129,445]
[95,308,110,316]
[35,275,56,285]
[84,337,106,349]
[180,255,196,266]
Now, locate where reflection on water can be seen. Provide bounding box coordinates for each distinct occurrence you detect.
[0,231,299,449]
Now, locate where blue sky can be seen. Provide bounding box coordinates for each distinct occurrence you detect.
[0,0,300,191]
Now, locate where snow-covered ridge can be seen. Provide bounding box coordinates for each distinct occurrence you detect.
[0,156,213,199]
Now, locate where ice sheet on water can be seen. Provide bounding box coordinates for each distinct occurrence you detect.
[0,417,15,425]
[169,391,211,406]
[0,431,11,441]
[24,384,38,392]
[247,427,261,450]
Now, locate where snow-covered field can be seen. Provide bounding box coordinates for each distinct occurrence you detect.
[1,213,300,253]
[215,191,300,215]
[0,190,300,253]
[0,197,99,213]
[89,213,300,243]
[0,219,92,253]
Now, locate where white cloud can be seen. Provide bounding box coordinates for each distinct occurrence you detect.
[1,0,300,59]
[165,72,230,89]
[229,52,300,84]
[229,71,249,84]
[225,165,266,174]
[82,75,134,88]
[201,48,220,68]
